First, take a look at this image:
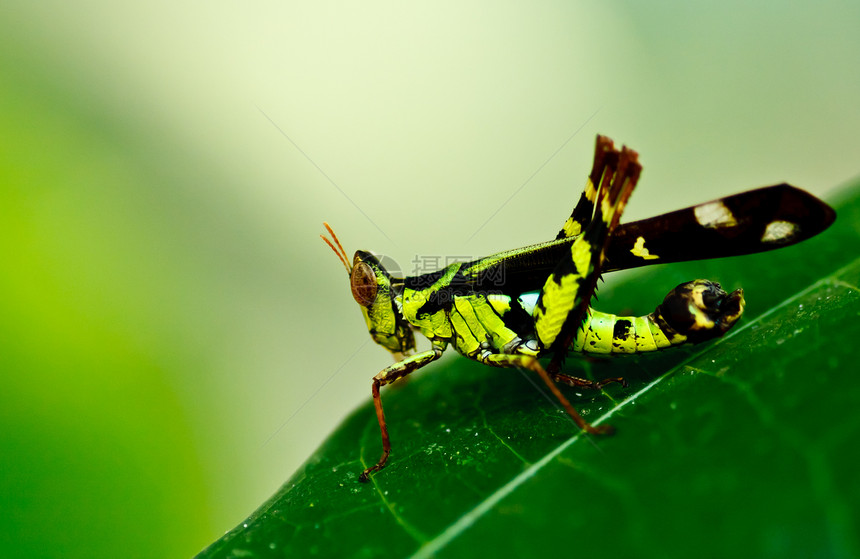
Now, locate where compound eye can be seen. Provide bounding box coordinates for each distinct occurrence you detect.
[350,261,378,306]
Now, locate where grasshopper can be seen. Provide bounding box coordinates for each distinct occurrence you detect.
[321,135,836,482]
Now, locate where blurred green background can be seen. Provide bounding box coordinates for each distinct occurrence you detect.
[1,1,858,557]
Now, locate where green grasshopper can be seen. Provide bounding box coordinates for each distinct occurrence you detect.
[321,135,836,482]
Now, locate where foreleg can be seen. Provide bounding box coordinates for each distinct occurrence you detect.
[360,342,446,482]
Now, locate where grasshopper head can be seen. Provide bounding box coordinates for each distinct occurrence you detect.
[350,250,416,358]
[321,224,415,359]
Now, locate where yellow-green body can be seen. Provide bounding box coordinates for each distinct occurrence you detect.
[322,134,834,481]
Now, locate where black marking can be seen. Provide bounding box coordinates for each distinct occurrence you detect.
[556,191,593,240]
[403,267,450,290]
[480,295,535,339]
[498,298,535,339]
[410,268,471,318]
[549,256,582,285]
[658,283,697,333]
[613,319,632,341]
[653,280,744,343]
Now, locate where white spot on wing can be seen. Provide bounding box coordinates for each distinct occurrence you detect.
[694,201,738,229]
[761,220,799,243]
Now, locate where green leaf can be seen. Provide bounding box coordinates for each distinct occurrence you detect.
[198,181,860,559]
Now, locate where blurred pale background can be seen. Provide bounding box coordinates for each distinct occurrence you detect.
[1,1,858,557]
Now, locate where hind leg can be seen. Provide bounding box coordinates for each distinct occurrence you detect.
[534,141,642,373]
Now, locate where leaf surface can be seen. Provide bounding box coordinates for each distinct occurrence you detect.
[198,181,860,559]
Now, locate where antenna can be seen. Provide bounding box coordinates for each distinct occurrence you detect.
[320,222,351,275]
